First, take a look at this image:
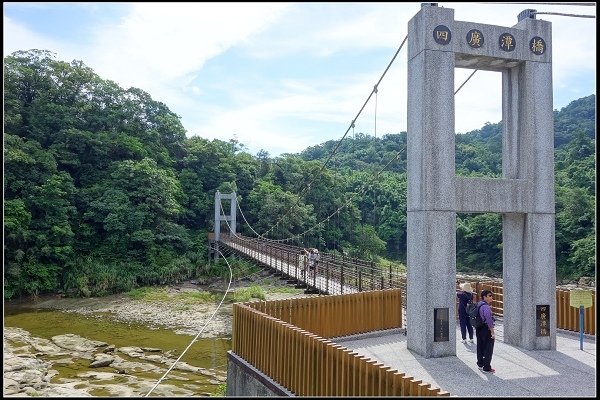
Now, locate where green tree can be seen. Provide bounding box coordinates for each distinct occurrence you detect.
[245,181,316,240]
[351,224,386,260]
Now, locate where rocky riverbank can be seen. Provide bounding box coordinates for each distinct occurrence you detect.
[4,326,229,397]
[4,273,594,397]
[4,275,311,397]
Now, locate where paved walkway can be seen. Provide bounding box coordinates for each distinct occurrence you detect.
[334,320,596,397]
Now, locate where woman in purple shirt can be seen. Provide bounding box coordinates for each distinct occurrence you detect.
[476,290,496,373]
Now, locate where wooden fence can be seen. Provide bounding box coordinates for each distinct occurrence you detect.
[458,279,595,335]
[232,289,449,396]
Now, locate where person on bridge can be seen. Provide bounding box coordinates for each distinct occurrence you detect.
[298,249,309,278]
[308,248,319,276]
[456,282,475,344]
[475,290,496,374]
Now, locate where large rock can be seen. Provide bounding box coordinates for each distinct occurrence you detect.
[117,346,144,357]
[89,357,114,368]
[3,353,49,373]
[51,334,108,352]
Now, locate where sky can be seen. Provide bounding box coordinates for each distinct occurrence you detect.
[3,2,597,157]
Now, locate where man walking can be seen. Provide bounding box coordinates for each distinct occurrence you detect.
[476,290,496,373]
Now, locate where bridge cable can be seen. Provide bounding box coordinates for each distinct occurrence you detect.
[465,3,596,18]
[291,149,403,241]
[236,200,265,238]
[251,147,404,244]
[531,11,595,18]
[144,248,233,397]
[218,202,309,283]
[469,2,596,6]
[259,34,408,240]
[455,69,478,95]
[374,84,378,139]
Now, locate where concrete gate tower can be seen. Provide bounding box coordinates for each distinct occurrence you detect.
[212,191,237,260]
[406,4,556,357]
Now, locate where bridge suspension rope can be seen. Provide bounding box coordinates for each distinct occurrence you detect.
[236,146,403,245]
[144,248,233,397]
[259,34,408,240]
[229,1,595,246]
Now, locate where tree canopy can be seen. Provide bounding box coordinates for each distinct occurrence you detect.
[4,50,596,299]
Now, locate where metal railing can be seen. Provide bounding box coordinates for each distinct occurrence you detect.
[220,234,406,297]
[219,235,595,335]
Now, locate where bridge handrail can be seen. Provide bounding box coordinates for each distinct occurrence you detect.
[220,234,405,288]
[219,234,595,335]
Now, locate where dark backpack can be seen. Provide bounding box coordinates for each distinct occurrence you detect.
[466,302,486,328]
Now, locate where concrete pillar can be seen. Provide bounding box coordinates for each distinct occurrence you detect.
[407,4,456,358]
[214,191,238,240]
[229,192,237,235]
[214,190,222,242]
[502,17,555,350]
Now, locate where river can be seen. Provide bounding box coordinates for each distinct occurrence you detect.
[4,279,308,397]
[4,291,232,397]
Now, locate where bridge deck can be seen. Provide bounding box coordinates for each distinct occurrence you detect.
[222,240,359,295]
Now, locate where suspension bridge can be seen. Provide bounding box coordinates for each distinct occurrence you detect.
[218,233,406,296]
[210,186,408,300]
[204,3,596,397]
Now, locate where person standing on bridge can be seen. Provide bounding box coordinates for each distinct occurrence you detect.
[476,290,496,374]
[298,249,309,278]
[456,282,475,344]
[308,248,319,277]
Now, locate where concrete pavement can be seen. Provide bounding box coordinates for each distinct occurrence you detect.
[334,319,596,397]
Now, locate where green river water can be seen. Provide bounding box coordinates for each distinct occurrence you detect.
[4,303,232,396]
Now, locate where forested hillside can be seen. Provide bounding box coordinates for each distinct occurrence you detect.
[4,50,596,299]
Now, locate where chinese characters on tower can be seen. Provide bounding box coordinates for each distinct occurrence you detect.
[530,36,546,55]
[499,33,516,52]
[467,29,484,48]
[431,26,546,56]
[536,305,550,336]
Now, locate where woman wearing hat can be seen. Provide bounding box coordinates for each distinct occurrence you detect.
[457,282,475,344]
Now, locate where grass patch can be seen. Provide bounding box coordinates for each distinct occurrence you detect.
[128,287,222,305]
[176,291,217,304]
[211,383,226,397]
[226,286,265,303]
[126,287,152,300]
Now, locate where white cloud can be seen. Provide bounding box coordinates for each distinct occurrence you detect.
[4,2,595,156]
[86,4,290,95]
